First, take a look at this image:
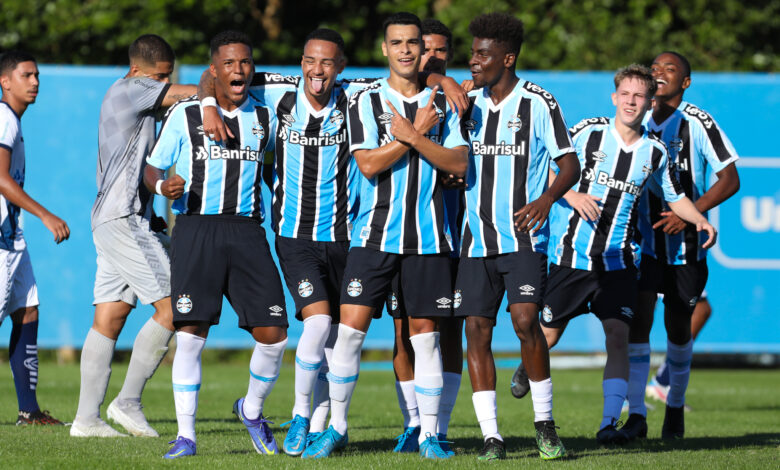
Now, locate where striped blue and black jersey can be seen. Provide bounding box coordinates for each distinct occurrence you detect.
[637,101,739,265]
[460,79,575,258]
[249,73,375,241]
[348,78,468,255]
[146,95,275,217]
[549,118,685,271]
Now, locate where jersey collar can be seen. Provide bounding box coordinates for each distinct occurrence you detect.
[297,77,337,118]
[218,96,252,118]
[0,101,20,121]
[479,79,523,113]
[609,119,646,152]
[383,78,429,104]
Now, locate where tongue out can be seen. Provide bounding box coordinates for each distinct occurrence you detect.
[311,79,324,93]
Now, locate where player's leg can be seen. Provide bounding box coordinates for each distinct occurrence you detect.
[627,256,660,418]
[437,315,463,449]
[392,314,422,452]
[309,323,338,441]
[691,294,711,340]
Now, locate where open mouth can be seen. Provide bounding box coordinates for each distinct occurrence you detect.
[310,77,325,93]
[230,79,245,94]
[656,78,668,86]
[398,57,415,66]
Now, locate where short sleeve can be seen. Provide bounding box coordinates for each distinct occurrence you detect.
[146,105,184,171]
[441,102,468,149]
[0,108,19,151]
[535,98,575,160]
[348,91,379,152]
[691,114,739,174]
[126,77,170,114]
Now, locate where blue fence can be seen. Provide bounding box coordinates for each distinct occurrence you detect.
[2,64,777,352]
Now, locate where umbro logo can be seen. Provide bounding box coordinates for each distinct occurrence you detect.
[269,305,284,316]
[591,151,607,162]
[281,114,295,127]
[642,163,653,174]
[621,306,634,318]
[519,284,535,295]
[436,297,452,309]
[464,119,477,130]
[378,112,394,126]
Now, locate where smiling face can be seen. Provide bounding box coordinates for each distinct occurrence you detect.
[210,42,254,109]
[651,52,690,102]
[612,76,653,129]
[301,39,345,105]
[0,60,39,107]
[382,24,422,80]
[419,33,449,73]
[469,37,512,90]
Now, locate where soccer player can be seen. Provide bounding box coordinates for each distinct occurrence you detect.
[455,13,579,461]
[623,51,739,440]
[302,12,468,460]
[144,31,287,459]
[72,34,196,438]
[0,51,69,426]
[389,18,464,455]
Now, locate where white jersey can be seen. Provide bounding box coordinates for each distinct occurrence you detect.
[0,102,27,251]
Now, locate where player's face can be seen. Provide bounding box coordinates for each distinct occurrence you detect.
[651,53,690,100]
[469,38,511,89]
[612,77,653,128]
[420,33,448,74]
[137,61,174,83]
[0,61,39,105]
[382,24,422,80]
[210,43,254,106]
[301,39,346,101]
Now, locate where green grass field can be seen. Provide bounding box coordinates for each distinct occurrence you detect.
[0,359,777,468]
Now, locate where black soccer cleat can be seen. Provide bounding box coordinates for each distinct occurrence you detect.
[510,362,530,399]
[661,405,685,439]
[477,437,506,461]
[620,413,648,441]
[596,423,629,445]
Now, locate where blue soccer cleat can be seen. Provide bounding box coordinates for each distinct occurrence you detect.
[393,426,420,452]
[419,433,451,459]
[233,397,278,455]
[163,436,196,459]
[281,415,310,456]
[437,433,455,457]
[300,425,348,459]
[305,431,322,448]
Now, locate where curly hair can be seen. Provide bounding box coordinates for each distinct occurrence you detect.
[210,30,252,57]
[614,63,658,96]
[468,13,524,55]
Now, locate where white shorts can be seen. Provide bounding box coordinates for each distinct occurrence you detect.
[93,214,171,307]
[0,247,39,325]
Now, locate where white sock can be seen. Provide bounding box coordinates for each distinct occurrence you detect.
[244,338,288,420]
[172,332,206,442]
[472,390,501,442]
[310,324,338,433]
[395,380,420,428]
[76,328,116,421]
[410,332,443,444]
[666,339,693,408]
[293,315,331,418]
[529,377,553,422]
[627,343,651,416]
[117,318,173,403]
[437,372,460,435]
[600,378,628,430]
[327,324,366,435]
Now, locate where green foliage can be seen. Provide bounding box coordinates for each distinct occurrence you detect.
[0,0,776,71]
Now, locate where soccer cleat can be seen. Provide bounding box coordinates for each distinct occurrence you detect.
[620,413,648,441]
[645,377,669,403]
[107,398,159,437]
[437,433,455,457]
[16,410,64,426]
[661,405,685,439]
[477,437,506,461]
[419,433,451,459]
[70,417,128,437]
[163,436,196,459]
[596,423,629,445]
[305,431,322,448]
[301,425,348,459]
[281,415,310,456]
[534,420,566,460]
[393,426,420,453]
[232,397,278,455]
[510,362,530,399]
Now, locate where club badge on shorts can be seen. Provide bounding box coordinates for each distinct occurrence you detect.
[542,305,553,323]
[347,279,363,297]
[177,295,193,314]
[298,280,314,298]
[453,290,462,309]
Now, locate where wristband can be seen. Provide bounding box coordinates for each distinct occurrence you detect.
[201,96,217,108]
[155,179,164,195]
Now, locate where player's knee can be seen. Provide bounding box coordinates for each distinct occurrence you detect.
[11,306,38,324]
[252,326,288,345]
[464,317,491,347]
[603,321,629,354]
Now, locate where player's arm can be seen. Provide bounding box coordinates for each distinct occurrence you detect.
[664,196,717,248]
[143,107,186,199]
[143,165,184,200]
[0,147,69,243]
[422,73,469,117]
[160,84,197,108]
[514,152,579,233]
[353,142,413,180]
[552,166,601,222]
[196,70,233,142]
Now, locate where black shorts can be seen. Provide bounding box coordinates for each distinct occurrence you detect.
[638,255,708,315]
[388,257,459,319]
[276,236,348,322]
[342,247,454,318]
[170,215,288,330]
[453,250,547,319]
[540,263,637,329]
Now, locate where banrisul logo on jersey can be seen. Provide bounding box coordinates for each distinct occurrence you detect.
[583,169,642,196]
[471,140,526,157]
[197,145,263,162]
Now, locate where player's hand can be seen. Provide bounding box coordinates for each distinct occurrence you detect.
[161,175,185,200]
[384,100,419,146]
[460,79,475,93]
[653,211,687,234]
[202,105,233,142]
[563,191,601,222]
[41,212,70,244]
[441,173,467,189]
[439,78,469,117]
[514,194,554,233]
[697,220,717,248]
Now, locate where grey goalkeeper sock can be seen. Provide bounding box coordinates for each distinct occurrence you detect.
[75,328,116,420]
[115,318,173,403]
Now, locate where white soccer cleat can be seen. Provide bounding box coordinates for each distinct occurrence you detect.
[70,417,128,437]
[106,398,159,437]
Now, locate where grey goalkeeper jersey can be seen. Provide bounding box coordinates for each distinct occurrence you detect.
[91,77,170,230]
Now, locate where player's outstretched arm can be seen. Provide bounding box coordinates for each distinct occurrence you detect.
[662,196,717,248]
[143,164,185,200]
[551,168,601,222]
[161,84,197,108]
[353,142,411,180]
[423,74,469,117]
[0,147,69,243]
[514,152,580,233]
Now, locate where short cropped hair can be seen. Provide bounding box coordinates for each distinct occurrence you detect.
[658,51,691,78]
[383,12,422,38]
[421,18,453,59]
[468,13,524,56]
[614,64,658,96]
[128,34,175,66]
[210,30,252,57]
[305,28,346,55]
[0,51,36,76]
